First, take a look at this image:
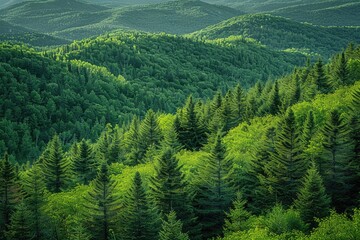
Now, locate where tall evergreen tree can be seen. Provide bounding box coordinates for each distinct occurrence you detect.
[21,165,46,240]
[335,52,350,86]
[159,211,190,240]
[321,110,354,212]
[84,163,120,240]
[268,80,281,115]
[294,164,330,228]
[73,139,97,185]
[231,84,246,125]
[123,116,141,165]
[223,192,251,235]
[178,96,207,151]
[313,59,330,94]
[138,109,162,161]
[5,202,33,240]
[194,135,234,239]
[42,135,71,193]
[150,149,199,239]
[267,109,307,207]
[0,153,20,239]
[122,172,159,240]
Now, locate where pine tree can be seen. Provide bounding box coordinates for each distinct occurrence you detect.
[150,149,199,239]
[159,211,190,240]
[223,192,251,235]
[290,74,301,106]
[5,202,33,240]
[84,163,120,240]
[122,172,159,240]
[73,139,97,185]
[335,52,350,86]
[268,80,281,115]
[123,116,141,165]
[138,109,162,161]
[179,96,207,151]
[267,109,307,207]
[301,111,316,148]
[21,165,46,240]
[294,164,330,228]
[42,135,71,193]
[194,135,234,239]
[313,59,330,94]
[210,91,223,116]
[231,84,246,125]
[0,153,20,239]
[321,110,354,212]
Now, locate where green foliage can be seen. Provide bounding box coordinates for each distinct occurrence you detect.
[73,139,97,185]
[294,164,330,228]
[5,202,33,240]
[121,172,159,240]
[83,163,120,240]
[159,211,190,240]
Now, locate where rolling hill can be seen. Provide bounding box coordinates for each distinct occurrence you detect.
[189,14,360,58]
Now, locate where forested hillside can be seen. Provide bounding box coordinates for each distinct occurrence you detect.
[0,31,305,162]
[189,14,360,58]
[1,43,359,240]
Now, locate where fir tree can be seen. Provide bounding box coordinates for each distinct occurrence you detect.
[73,139,97,185]
[231,84,246,125]
[84,163,120,240]
[42,135,71,193]
[150,149,199,239]
[267,109,307,207]
[268,80,281,115]
[313,59,330,94]
[335,52,350,86]
[194,135,234,239]
[0,153,20,239]
[159,211,190,240]
[5,202,33,240]
[223,192,251,235]
[123,116,141,165]
[21,165,46,240]
[122,172,159,240]
[294,164,330,228]
[321,110,354,212]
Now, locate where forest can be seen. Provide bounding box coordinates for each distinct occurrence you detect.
[1,0,360,240]
[1,40,360,239]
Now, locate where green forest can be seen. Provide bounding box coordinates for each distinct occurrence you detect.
[1,0,360,240]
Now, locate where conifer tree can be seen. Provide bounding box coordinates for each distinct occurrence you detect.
[123,116,141,165]
[290,74,301,106]
[210,91,223,116]
[21,165,46,240]
[268,80,281,115]
[84,163,120,240]
[159,211,190,240]
[122,172,159,240]
[301,111,316,148]
[179,96,207,151]
[313,59,330,94]
[194,135,234,239]
[335,52,350,85]
[267,109,307,207]
[5,202,33,240]
[321,110,354,212]
[220,91,235,132]
[150,149,199,239]
[294,163,330,228]
[231,84,246,125]
[224,192,251,235]
[73,139,97,185]
[108,129,122,164]
[42,135,71,193]
[138,109,162,161]
[0,153,20,238]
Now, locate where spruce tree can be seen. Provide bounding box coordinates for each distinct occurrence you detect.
[301,111,316,148]
[84,163,120,240]
[194,135,234,239]
[223,192,251,235]
[335,52,350,86]
[159,211,190,240]
[268,80,281,115]
[267,109,307,207]
[73,139,97,185]
[294,164,330,228]
[321,110,354,212]
[5,202,33,240]
[231,84,246,125]
[42,135,71,193]
[313,59,330,94]
[0,153,20,239]
[122,172,159,240]
[21,165,46,240]
[123,116,141,165]
[150,149,199,239]
[138,109,162,161]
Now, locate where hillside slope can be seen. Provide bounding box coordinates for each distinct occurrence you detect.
[189,14,360,58]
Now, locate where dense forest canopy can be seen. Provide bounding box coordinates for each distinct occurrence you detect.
[1,0,360,240]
